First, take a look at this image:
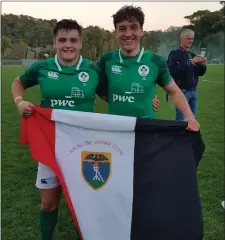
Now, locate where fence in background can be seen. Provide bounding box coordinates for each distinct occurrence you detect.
[2,59,37,65]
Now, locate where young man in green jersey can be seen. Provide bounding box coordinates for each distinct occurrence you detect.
[11,18,159,240]
[95,6,202,238]
[96,5,200,132]
[11,19,100,240]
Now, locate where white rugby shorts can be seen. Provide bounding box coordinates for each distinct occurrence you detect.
[36,162,60,189]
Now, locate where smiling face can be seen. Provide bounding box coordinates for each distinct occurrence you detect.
[115,19,143,55]
[54,29,82,64]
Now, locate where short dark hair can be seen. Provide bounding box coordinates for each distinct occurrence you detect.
[112,5,145,29]
[53,19,82,37]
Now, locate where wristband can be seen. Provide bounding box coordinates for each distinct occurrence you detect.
[14,96,23,102]
[17,101,25,109]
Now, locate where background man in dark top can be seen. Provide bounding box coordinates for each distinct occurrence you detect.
[167,29,207,121]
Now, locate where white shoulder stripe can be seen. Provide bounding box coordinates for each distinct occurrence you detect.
[137,47,144,63]
[76,55,83,70]
[54,55,62,71]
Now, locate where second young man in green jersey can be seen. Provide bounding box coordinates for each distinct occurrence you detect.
[96,5,200,131]
[95,6,202,239]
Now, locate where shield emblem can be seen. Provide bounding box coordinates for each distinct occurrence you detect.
[81,151,112,190]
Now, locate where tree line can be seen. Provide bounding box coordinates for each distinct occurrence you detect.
[1,2,224,61]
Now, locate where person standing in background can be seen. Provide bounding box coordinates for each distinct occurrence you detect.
[167,29,207,121]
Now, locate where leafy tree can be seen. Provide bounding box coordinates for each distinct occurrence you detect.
[1,5,224,61]
[1,36,12,57]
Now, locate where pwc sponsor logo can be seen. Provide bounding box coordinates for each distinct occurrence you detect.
[49,87,85,108]
[50,99,75,107]
[112,82,145,103]
[112,94,134,103]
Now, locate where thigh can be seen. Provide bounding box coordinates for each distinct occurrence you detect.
[189,91,197,117]
[181,89,191,102]
[36,163,62,210]
[175,108,185,121]
[175,90,191,121]
[36,162,60,189]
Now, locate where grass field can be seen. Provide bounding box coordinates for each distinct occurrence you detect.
[2,64,224,240]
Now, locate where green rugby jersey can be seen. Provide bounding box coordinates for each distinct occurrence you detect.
[19,55,99,112]
[96,47,172,118]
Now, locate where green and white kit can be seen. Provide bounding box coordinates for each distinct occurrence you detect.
[96,47,172,118]
[19,55,99,189]
[20,55,99,112]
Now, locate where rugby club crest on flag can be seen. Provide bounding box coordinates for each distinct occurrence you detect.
[81,151,111,190]
[20,107,205,240]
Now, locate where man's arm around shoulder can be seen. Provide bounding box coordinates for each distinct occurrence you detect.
[94,53,109,102]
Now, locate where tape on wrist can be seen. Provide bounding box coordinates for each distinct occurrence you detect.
[17,101,25,109]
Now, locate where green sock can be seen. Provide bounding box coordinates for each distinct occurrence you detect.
[40,208,58,240]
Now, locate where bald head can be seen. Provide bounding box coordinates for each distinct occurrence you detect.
[180,29,194,50]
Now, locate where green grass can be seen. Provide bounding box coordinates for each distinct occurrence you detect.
[2,64,224,239]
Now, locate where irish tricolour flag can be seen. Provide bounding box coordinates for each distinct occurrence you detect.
[20,107,205,240]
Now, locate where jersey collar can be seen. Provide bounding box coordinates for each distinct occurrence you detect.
[118,47,144,63]
[54,54,83,71]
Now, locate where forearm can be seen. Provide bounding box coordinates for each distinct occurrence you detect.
[11,77,25,105]
[169,90,195,119]
[164,81,195,120]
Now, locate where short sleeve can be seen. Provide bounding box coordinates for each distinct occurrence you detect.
[94,54,109,98]
[19,60,46,88]
[156,56,173,87]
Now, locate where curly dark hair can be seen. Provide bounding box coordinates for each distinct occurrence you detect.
[53,19,82,37]
[112,5,145,29]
